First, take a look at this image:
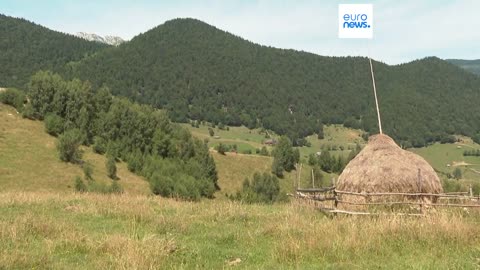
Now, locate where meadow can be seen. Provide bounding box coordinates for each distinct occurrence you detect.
[1,191,480,269]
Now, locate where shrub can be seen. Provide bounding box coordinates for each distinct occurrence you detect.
[44,114,64,136]
[215,143,228,155]
[21,103,36,119]
[144,157,215,201]
[453,167,462,180]
[106,156,117,180]
[127,149,144,173]
[208,127,214,137]
[57,128,83,163]
[0,88,25,111]
[74,176,87,193]
[442,178,462,193]
[92,136,107,154]
[109,180,124,194]
[231,172,284,203]
[82,162,93,181]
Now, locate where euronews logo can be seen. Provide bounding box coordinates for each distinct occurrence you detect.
[338,4,373,39]
[343,14,371,29]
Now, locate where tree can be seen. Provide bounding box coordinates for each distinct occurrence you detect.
[92,136,107,154]
[271,136,296,176]
[208,127,214,137]
[44,114,65,136]
[271,158,284,177]
[453,167,462,180]
[318,150,333,173]
[127,149,144,173]
[106,156,117,180]
[259,146,269,156]
[308,153,318,166]
[56,128,83,163]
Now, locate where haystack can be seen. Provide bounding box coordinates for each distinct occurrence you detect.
[336,134,443,197]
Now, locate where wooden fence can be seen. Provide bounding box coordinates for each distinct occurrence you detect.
[296,187,480,216]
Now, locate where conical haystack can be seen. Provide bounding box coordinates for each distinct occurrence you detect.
[336,134,443,195]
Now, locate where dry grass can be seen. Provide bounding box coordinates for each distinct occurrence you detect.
[0,103,150,195]
[1,191,480,269]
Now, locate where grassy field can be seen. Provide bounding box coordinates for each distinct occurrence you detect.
[299,124,366,160]
[182,123,273,154]
[0,103,150,195]
[1,191,480,269]
[409,137,480,183]
[4,102,480,268]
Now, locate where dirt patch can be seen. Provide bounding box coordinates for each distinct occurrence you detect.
[452,161,474,167]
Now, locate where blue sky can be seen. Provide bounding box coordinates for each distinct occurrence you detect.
[1,0,479,64]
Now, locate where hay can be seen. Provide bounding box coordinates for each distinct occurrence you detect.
[336,134,443,195]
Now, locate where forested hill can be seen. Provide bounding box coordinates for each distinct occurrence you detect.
[446,59,480,76]
[59,19,480,146]
[1,15,479,147]
[0,14,109,88]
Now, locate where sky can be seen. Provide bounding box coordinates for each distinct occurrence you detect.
[1,0,479,64]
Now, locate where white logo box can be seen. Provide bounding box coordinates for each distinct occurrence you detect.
[338,4,373,39]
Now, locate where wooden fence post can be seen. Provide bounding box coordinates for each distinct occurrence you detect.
[311,169,315,188]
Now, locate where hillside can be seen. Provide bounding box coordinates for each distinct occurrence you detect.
[68,18,480,147]
[447,59,480,75]
[0,14,108,88]
[0,103,150,195]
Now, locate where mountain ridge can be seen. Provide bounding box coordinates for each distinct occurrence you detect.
[75,32,125,46]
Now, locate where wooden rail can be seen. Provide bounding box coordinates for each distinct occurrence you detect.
[296,186,479,216]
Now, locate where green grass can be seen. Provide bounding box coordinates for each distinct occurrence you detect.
[182,123,273,151]
[298,124,366,161]
[1,192,480,269]
[409,138,480,183]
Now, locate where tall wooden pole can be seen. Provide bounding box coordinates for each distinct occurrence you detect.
[369,58,383,134]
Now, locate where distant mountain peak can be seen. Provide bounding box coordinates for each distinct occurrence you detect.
[75,32,125,46]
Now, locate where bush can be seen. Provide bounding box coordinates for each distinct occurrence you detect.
[243,149,252,154]
[144,157,215,201]
[57,128,83,163]
[231,172,284,203]
[82,162,93,181]
[92,136,107,154]
[22,103,35,119]
[215,143,228,155]
[259,146,269,156]
[74,176,87,193]
[106,156,117,180]
[453,168,462,180]
[127,149,144,173]
[208,127,214,137]
[44,114,64,136]
[442,178,462,193]
[109,180,124,194]
[0,88,25,111]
